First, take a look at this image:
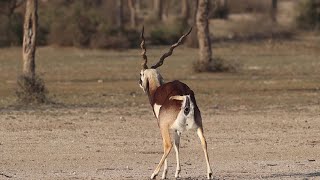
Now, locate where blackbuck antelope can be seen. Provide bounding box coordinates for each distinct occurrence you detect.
[138,27,213,179]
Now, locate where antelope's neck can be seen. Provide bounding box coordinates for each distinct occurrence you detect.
[147,78,162,106]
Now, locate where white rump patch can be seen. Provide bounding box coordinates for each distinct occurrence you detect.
[153,104,161,119]
[170,95,197,132]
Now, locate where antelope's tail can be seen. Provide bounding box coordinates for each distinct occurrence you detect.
[169,95,191,115]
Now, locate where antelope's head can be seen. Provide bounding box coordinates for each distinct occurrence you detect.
[139,26,192,93]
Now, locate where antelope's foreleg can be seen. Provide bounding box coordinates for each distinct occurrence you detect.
[197,128,213,179]
[151,128,172,179]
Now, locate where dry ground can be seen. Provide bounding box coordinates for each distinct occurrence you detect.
[1,106,319,180]
[1,33,320,179]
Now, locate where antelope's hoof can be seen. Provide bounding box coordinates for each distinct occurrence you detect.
[174,170,181,179]
[150,173,157,179]
[207,172,213,179]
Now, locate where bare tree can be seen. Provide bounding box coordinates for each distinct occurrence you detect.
[181,0,190,24]
[17,0,47,104]
[271,0,277,22]
[22,0,37,78]
[153,0,163,21]
[116,0,124,31]
[128,0,136,28]
[135,0,141,14]
[221,0,228,15]
[195,0,213,72]
[162,0,169,21]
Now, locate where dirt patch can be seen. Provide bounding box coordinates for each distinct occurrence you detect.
[0,105,319,179]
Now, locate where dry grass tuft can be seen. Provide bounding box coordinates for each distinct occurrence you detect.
[16,75,48,104]
[193,57,238,73]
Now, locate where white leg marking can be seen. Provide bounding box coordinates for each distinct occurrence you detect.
[197,128,213,179]
[174,131,181,178]
[161,159,168,179]
[153,104,161,119]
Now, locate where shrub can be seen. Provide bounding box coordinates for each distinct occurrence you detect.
[227,0,271,14]
[224,15,294,41]
[125,29,141,48]
[90,32,130,49]
[16,75,48,104]
[0,14,23,47]
[48,21,75,46]
[0,16,10,47]
[149,19,189,45]
[37,25,49,46]
[296,0,320,30]
[209,1,229,19]
[193,57,238,73]
[9,13,23,45]
[90,28,139,49]
[150,28,174,45]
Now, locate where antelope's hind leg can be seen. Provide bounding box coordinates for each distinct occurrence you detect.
[161,158,168,179]
[174,130,181,178]
[151,127,172,179]
[197,128,213,179]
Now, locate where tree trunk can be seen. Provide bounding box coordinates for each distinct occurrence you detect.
[162,0,169,21]
[271,0,277,22]
[22,0,37,78]
[153,0,163,21]
[116,0,124,31]
[128,0,136,28]
[135,0,140,15]
[196,0,212,72]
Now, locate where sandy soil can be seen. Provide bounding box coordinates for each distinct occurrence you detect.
[1,104,319,180]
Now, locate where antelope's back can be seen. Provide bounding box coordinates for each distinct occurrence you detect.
[154,80,199,111]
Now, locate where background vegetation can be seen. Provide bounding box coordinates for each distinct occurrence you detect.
[0,0,319,49]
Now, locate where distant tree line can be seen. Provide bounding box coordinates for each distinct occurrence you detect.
[1,0,319,49]
[1,0,196,48]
